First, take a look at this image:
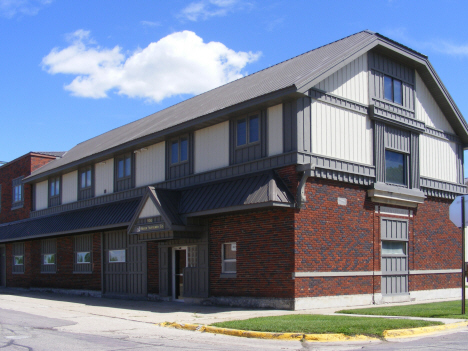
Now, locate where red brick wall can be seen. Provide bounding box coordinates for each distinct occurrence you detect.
[0,154,56,224]
[209,208,295,298]
[147,241,159,294]
[6,233,101,291]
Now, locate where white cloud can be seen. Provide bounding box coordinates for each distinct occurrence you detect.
[141,20,161,27]
[0,0,52,18]
[179,0,249,21]
[41,30,261,102]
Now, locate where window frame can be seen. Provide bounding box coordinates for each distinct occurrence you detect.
[114,152,134,192]
[48,176,61,207]
[221,242,237,274]
[78,165,94,200]
[11,176,24,209]
[385,149,408,187]
[41,238,57,274]
[236,114,260,148]
[384,75,403,105]
[170,135,189,165]
[109,249,126,263]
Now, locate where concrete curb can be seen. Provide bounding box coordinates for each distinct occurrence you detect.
[157,320,468,342]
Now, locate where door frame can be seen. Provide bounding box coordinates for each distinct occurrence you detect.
[172,246,188,301]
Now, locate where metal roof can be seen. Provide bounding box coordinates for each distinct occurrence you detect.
[32,151,66,158]
[26,30,468,182]
[0,199,140,243]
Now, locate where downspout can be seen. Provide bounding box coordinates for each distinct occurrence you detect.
[296,164,315,208]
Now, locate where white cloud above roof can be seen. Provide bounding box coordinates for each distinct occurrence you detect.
[178,0,249,21]
[0,0,52,18]
[41,30,260,103]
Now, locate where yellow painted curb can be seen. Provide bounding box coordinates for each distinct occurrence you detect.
[158,320,468,342]
[383,321,468,339]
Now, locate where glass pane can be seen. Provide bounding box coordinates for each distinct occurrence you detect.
[14,255,24,265]
[81,172,86,188]
[384,76,393,101]
[56,179,60,195]
[382,241,406,255]
[224,261,236,273]
[171,141,179,164]
[180,138,188,162]
[44,254,55,265]
[77,251,91,263]
[224,243,236,259]
[109,249,126,263]
[385,150,405,185]
[118,159,124,178]
[249,116,259,143]
[237,119,247,146]
[50,182,55,196]
[86,170,92,187]
[393,79,402,104]
[18,185,21,200]
[125,156,131,177]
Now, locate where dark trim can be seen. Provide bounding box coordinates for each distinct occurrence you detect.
[114,152,134,192]
[420,177,466,197]
[369,105,426,133]
[309,88,368,114]
[184,201,294,218]
[424,126,460,143]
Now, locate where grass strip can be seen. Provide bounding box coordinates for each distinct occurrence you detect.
[211,314,442,337]
[338,300,468,319]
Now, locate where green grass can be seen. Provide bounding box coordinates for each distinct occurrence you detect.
[210,314,442,337]
[338,300,468,319]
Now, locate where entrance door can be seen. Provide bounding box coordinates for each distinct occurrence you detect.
[0,245,5,287]
[172,247,187,300]
[381,218,409,295]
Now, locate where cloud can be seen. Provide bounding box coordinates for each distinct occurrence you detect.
[141,20,161,27]
[0,0,52,18]
[179,0,249,21]
[41,30,261,102]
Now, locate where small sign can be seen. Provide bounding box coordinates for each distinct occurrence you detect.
[337,197,347,206]
[136,223,165,233]
[231,243,237,251]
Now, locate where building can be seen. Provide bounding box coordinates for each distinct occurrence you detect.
[0,30,466,309]
[0,151,64,287]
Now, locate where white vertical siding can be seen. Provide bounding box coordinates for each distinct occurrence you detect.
[135,142,165,187]
[194,121,229,173]
[313,54,368,105]
[139,198,160,218]
[311,101,373,165]
[420,134,457,183]
[35,180,48,210]
[61,171,77,204]
[267,104,283,156]
[95,158,114,196]
[415,72,454,133]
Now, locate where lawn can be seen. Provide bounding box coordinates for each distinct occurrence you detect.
[338,300,468,319]
[210,314,442,337]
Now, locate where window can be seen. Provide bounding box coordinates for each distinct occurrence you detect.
[79,166,93,200]
[109,249,125,263]
[49,176,61,207]
[12,242,25,274]
[12,177,24,208]
[171,137,189,164]
[76,252,91,264]
[43,254,55,265]
[385,150,406,186]
[384,75,403,105]
[237,115,259,147]
[14,255,24,265]
[222,242,236,273]
[382,241,406,255]
[41,238,56,273]
[115,153,133,192]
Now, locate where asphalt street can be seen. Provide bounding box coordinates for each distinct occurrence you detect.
[0,289,468,350]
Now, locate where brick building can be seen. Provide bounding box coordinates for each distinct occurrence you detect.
[0,31,466,309]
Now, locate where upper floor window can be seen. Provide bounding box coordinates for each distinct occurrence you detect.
[49,176,61,207]
[12,177,24,208]
[171,137,188,164]
[237,115,259,147]
[115,153,133,192]
[384,75,402,105]
[79,166,93,200]
[385,150,406,186]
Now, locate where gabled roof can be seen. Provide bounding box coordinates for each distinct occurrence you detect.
[26,30,468,182]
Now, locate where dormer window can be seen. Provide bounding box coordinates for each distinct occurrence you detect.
[171,137,188,164]
[384,75,402,105]
[48,176,61,207]
[115,153,133,192]
[79,165,94,200]
[236,115,259,146]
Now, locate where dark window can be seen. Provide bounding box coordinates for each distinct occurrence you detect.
[12,177,24,208]
[115,153,133,192]
[79,166,93,200]
[170,136,189,164]
[41,238,57,273]
[384,75,403,105]
[236,115,259,147]
[385,150,406,186]
[222,242,236,274]
[48,176,61,207]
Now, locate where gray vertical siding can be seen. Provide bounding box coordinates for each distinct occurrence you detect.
[183,243,209,298]
[12,242,24,274]
[381,219,408,240]
[410,133,420,189]
[384,125,410,153]
[374,121,385,183]
[159,246,170,296]
[297,97,312,153]
[73,234,93,273]
[283,100,297,152]
[457,143,464,184]
[41,238,57,273]
[103,230,147,296]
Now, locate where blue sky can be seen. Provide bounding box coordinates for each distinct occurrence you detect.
[1,0,467,173]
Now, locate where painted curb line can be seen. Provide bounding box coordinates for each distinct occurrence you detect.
[157,320,468,342]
